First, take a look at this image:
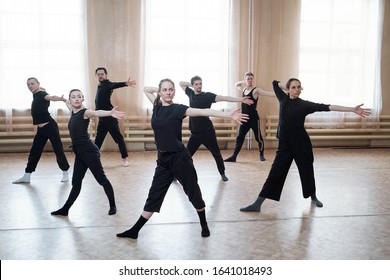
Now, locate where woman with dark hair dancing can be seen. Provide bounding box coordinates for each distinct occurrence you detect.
[117,78,248,239]
[240,79,371,212]
[51,89,123,216]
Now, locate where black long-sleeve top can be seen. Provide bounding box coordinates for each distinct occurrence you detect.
[273,80,330,141]
[95,79,127,110]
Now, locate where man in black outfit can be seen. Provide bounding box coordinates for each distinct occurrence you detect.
[94,67,136,167]
[179,75,253,181]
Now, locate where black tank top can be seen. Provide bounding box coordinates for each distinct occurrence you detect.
[68,108,91,147]
[241,87,259,120]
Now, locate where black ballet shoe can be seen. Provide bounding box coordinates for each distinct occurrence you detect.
[260,154,266,161]
[51,208,69,216]
[201,224,210,237]
[108,206,117,215]
[224,156,236,162]
[221,174,229,181]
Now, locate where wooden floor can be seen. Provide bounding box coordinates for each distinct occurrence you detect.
[0,148,389,260]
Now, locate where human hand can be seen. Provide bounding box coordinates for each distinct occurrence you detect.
[126,77,137,88]
[230,107,249,125]
[354,104,371,118]
[111,106,126,119]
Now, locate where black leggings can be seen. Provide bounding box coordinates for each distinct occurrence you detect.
[63,142,115,208]
[232,117,264,156]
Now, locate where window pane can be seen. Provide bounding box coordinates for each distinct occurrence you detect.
[0,0,86,110]
[144,0,229,108]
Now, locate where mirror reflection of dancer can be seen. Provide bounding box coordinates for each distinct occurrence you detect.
[94,67,136,167]
[51,89,124,216]
[224,72,274,162]
[116,78,248,239]
[240,79,371,212]
[179,76,254,181]
[13,77,70,184]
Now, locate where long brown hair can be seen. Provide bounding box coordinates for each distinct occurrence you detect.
[154,78,175,106]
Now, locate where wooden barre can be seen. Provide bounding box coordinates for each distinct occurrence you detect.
[265,135,390,140]
[124,136,237,143]
[266,128,390,134]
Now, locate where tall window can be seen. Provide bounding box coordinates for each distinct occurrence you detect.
[299,0,383,121]
[0,0,86,111]
[144,0,229,109]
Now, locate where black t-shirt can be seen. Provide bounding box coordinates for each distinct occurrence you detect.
[151,103,188,152]
[68,108,91,147]
[31,91,52,125]
[184,87,216,132]
[95,79,127,110]
[272,80,330,141]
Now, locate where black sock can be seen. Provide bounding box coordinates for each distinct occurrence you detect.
[103,183,117,215]
[51,204,71,216]
[197,210,210,237]
[117,215,148,239]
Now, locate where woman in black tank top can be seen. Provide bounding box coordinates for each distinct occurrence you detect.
[51,89,125,217]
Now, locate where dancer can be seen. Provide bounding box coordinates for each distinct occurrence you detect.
[13,77,70,184]
[51,89,123,216]
[94,67,136,167]
[116,78,248,239]
[179,76,254,181]
[240,79,371,212]
[224,72,274,162]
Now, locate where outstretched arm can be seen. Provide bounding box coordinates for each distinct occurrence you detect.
[144,86,158,104]
[179,81,191,91]
[84,106,125,119]
[44,94,67,102]
[185,107,249,125]
[255,88,275,97]
[126,77,137,88]
[215,95,254,105]
[329,104,371,117]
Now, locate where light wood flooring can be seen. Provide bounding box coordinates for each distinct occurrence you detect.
[0,148,389,260]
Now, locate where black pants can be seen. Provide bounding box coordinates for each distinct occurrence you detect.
[144,148,205,212]
[232,117,264,156]
[187,129,225,175]
[64,141,115,208]
[259,139,316,201]
[94,116,128,159]
[26,119,69,173]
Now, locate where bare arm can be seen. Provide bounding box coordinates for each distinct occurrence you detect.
[329,104,371,117]
[144,86,158,104]
[215,95,254,105]
[44,94,67,102]
[179,81,191,91]
[185,107,249,125]
[255,88,275,97]
[65,100,73,112]
[235,80,245,91]
[84,106,125,119]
